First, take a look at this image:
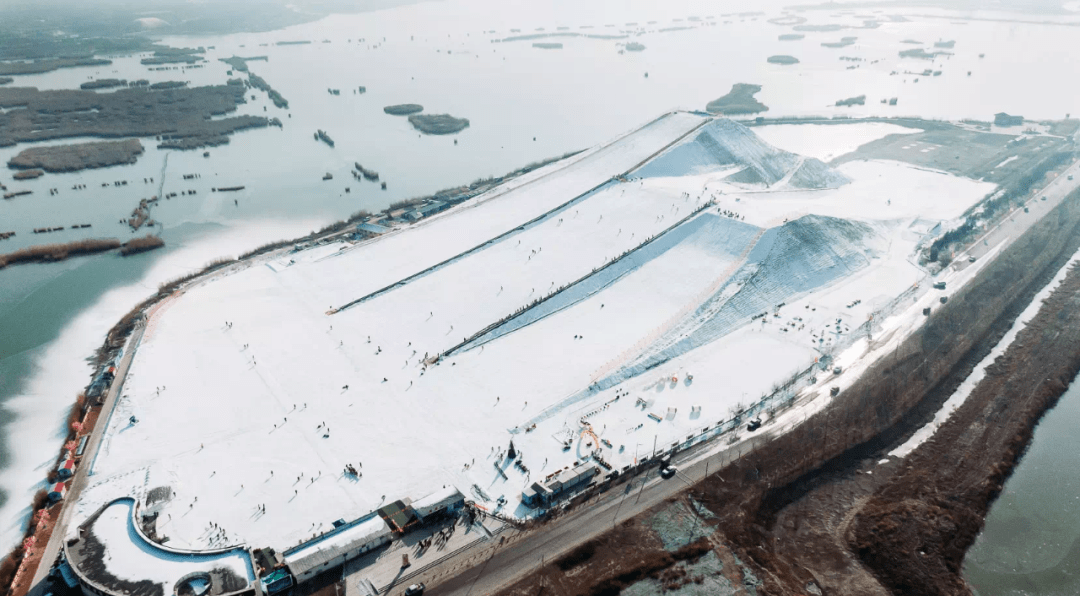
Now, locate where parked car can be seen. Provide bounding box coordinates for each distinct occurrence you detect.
[404,584,425,596]
[660,466,677,479]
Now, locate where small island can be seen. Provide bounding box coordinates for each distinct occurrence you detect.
[822,36,857,48]
[120,234,165,256]
[625,42,646,52]
[247,73,288,109]
[768,16,808,26]
[934,40,956,49]
[140,47,205,65]
[149,81,188,90]
[899,47,948,60]
[835,95,866,107]
[408,114,470,135]
[80,79,127,90]
[0,57,111,76]
[0,83,271,148]
[384,104,424,116]
[767,55,800,65]
[705,83,768,115]
[219,56,268,73]
[778,33,804,41]
[8,139,144,173]
[793,24,844,32]
[533,42,563,49]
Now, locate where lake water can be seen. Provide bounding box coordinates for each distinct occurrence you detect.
[1,0,1080,565]
[965,377,1080,596]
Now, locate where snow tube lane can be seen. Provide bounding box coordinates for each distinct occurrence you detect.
[603,215,883,389]
[452,213,762,354]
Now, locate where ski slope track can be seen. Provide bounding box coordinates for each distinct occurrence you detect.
[60,113,998,589]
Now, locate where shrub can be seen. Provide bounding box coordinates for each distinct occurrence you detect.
[0,238,120,268]
[120,234,165,256]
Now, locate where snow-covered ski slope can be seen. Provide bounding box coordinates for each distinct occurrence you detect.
[73,115,995,571]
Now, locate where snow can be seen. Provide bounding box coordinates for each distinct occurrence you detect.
[69,114,1006,568]
[81,498,253,587]
[752,122,922,162]
[994,155,1019,169]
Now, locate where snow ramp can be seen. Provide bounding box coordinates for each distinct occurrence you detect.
[597,214,884,389]
[636,118,849,189]
[455,212,762,353]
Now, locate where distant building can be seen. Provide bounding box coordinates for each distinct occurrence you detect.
[412,487,466,522]
[995,112,1023,127]
[355,222,392,236]
[377,499,420,533]
[283,513,392,584]
[522,463,599,507]
[403,200,449,222]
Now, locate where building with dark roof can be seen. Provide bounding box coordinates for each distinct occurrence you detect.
[377,499,420,533]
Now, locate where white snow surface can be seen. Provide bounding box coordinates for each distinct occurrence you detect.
[73,115,998,560]
[752,122,922,162]
[81,499,253,587]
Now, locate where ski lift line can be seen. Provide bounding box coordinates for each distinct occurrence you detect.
[331,114,711,315]
[444,200,718,359]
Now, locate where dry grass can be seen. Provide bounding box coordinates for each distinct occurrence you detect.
[0,238,120,269]
[120,234,164,256]
[0,549,20,596]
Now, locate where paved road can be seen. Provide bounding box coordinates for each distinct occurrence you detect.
[378,426,782,596]
[27,321,146,590]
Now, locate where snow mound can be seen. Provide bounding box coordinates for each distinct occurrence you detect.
[602,214,883,387]
[458,213,761,352]
[788,157,851,189]
[636,118,849,189]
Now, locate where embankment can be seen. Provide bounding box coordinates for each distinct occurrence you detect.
[691,185,1080,594]
[853,262,1080,595]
